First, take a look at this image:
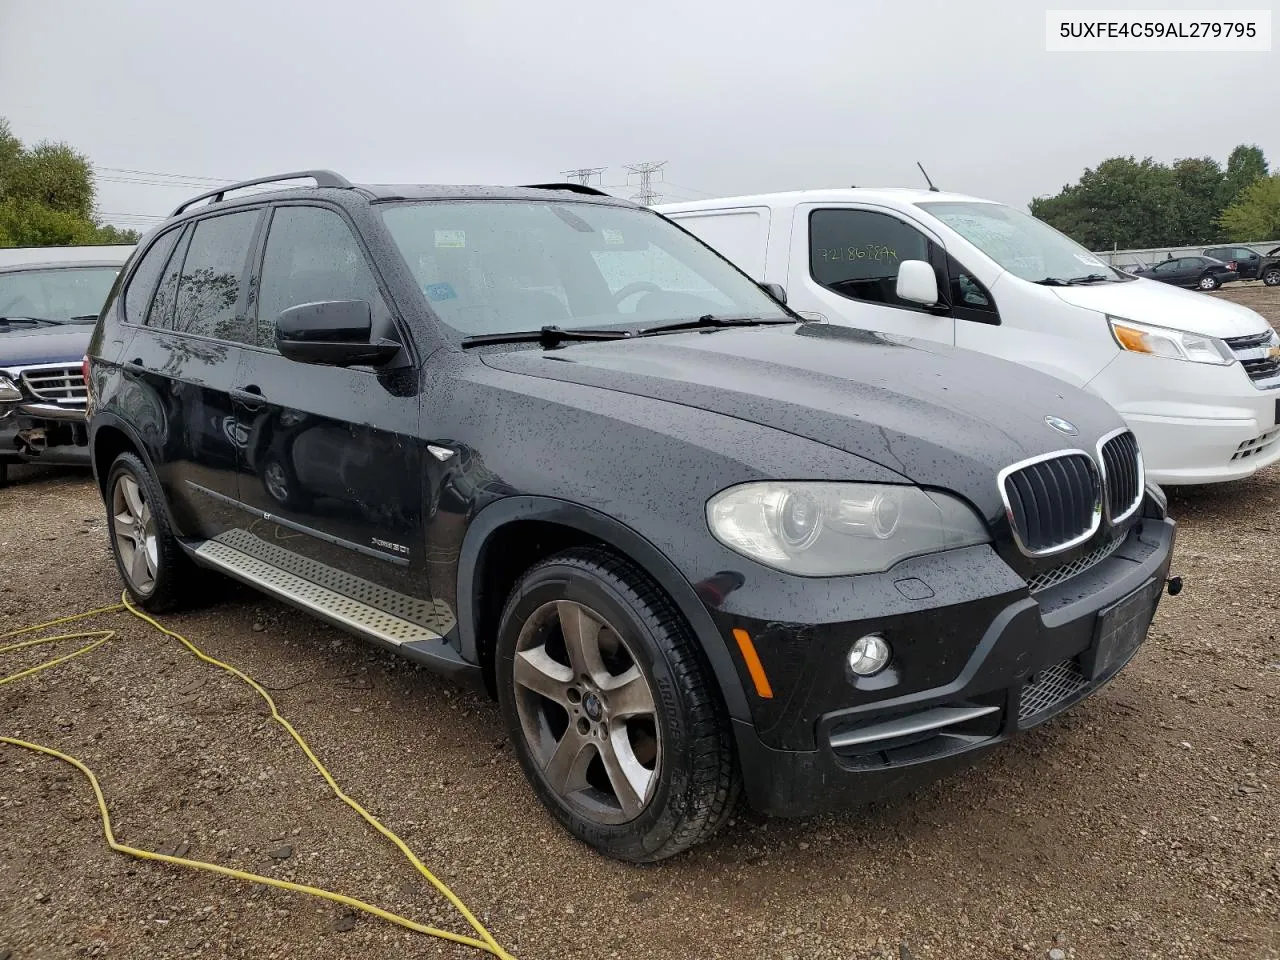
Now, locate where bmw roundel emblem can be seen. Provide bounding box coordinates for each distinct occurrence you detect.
[1044,415,1079,436]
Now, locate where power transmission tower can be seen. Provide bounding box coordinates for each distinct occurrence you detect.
[625,161,667,205]
[561,167,606,186]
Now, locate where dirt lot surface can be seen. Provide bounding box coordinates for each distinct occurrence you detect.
[2,284,1278,960]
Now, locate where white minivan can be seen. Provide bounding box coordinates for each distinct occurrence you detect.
[656,189,1280,485]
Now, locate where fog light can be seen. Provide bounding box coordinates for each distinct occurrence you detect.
[848,634,891,676]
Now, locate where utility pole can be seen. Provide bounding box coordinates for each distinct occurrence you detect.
[561,167,606,186]
[625,161,667,206]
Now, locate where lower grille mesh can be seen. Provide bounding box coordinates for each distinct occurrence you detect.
[1027,536,1124,593]
[1018,658,1087,724]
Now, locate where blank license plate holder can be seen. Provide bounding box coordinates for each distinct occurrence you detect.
[1080,577,1162,680]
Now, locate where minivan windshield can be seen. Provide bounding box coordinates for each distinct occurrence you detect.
[0,266,120,323]
[380,200,790,337]
[917,202,1130,284]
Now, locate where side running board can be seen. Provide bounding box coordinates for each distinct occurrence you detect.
[190,531,477,682]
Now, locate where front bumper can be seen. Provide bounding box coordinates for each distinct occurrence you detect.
[1087,352,1280,484]
[0,409,91,465]
[723,516,1175,818]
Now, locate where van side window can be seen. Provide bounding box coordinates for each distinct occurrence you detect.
[124,228,181,325]
[172,211,261,342]
[946,255,999,323]
[809,209,932,310]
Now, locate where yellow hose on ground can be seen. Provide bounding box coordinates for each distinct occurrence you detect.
[0,594,517,960]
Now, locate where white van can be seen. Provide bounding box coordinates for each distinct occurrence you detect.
[656,190,1280,485]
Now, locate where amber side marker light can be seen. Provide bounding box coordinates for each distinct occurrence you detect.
[732,628,774,699]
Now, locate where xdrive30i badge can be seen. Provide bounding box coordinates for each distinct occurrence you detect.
[371,537,410,556]
[1044,415,1078,436]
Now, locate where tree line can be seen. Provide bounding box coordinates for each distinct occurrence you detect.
[1031,144,1280,250]
[0,118,140,247]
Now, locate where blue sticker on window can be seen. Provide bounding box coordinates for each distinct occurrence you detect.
[424,282,457,302]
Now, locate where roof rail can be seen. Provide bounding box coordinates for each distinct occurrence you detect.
[522,182,614,198]
[169,169,354,217]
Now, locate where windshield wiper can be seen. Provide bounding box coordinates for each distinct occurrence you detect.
[1033,274,1114,286]
[0,316,53,327]
[637,314,797,336]
[66,314,101,323]
[461,325,633,348]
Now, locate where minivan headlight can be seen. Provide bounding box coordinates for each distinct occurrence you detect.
[1108,317,1235,365]
[706,481,990,576]
[0,375,22,403]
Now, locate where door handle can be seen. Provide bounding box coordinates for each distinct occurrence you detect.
[231,385,266,411]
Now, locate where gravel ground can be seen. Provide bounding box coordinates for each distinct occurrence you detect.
[2,284,1278,960]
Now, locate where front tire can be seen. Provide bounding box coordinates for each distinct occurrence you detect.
[1198,273,1220,290]
[105,452,201,612]
[495,548,740,862]
[1264,267,1280,287]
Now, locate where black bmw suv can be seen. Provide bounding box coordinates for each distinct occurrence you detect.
[86,171,1177,862]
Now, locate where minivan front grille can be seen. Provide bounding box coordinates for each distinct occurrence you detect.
[1098,430,1143,522]
[19,365,88,406]
[1224,330,1280,389]
[1000,453,1101,556]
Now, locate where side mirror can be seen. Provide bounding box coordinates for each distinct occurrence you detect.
[896,260,939,307]
[760,282,787,305]
[276,300,400,367]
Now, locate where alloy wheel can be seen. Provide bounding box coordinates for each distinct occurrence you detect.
[264,461,290,503]
[511,599,660,824]
[112,474,158,594]
[1264,269,1280,287]
[1199,275,1217,290]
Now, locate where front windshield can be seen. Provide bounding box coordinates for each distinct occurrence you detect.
[0,266,120,322]
[917,202,1128,283]
[380,200,789,336]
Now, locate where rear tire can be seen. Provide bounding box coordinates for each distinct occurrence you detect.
[495,547,741,862]
[1198,273,1220,290]
[105,452,202,612]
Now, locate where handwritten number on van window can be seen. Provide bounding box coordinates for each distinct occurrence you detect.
[816,245,898,263]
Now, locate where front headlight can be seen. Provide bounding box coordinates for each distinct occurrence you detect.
[0,375,22,403]
[1108,316,1235,365]
[706,481,990,577]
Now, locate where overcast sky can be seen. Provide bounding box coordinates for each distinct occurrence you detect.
[1,0,1274,231]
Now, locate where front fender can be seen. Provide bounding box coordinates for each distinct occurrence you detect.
[456,495,752,722]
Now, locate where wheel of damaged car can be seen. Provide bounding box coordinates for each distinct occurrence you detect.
[1264,267,1280,287]
[105,452,201,612]
[495,547,741,862]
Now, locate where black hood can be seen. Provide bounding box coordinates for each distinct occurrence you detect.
[0,324,92,368]
[480,323,1125,523]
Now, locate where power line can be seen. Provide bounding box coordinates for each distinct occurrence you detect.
[95,166,236,185]
[624,161,667,206]
[663,180,716,198]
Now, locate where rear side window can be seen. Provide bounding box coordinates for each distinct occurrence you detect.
[171,211,260,341]
[124,229,181,325]
[256,206,387,349]
[809,209,932,309]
